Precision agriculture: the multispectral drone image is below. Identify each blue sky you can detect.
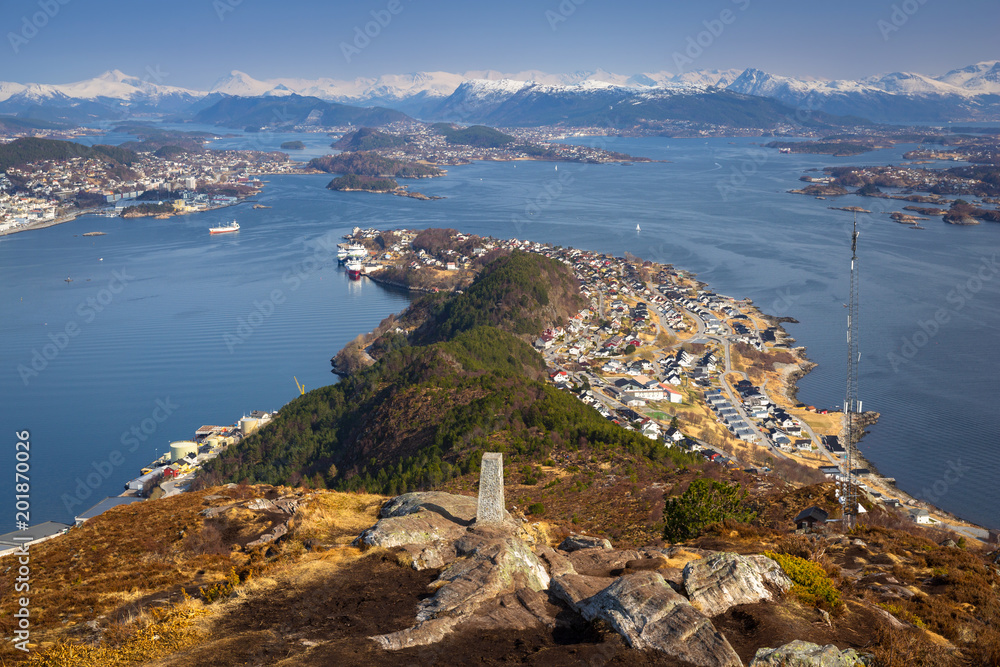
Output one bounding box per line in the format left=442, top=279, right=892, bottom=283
left=1, top=0, right=997, bottom=87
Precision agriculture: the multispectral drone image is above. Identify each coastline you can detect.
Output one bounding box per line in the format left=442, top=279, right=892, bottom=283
left=0, top=197, right=252, bottom=237
left=338, top=234, right=993, bottom=542
left=0, top=209, right=91, bottom=237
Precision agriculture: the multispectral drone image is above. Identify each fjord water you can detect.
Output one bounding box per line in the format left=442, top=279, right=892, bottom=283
left=2, top=136, right=997, bottom=531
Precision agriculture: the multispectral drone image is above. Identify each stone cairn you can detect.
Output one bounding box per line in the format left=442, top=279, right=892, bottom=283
left=476, top=452, right=505, bottom=524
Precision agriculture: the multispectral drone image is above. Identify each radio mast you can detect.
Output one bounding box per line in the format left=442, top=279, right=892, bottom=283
left=839, top=214, right=861, bottom=525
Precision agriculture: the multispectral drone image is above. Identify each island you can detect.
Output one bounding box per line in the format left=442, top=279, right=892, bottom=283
left=766, top=140, right=884, bottom=156
left=785, top=127, right=1000, bottom=227
left=326, top=174, right=399, bottom=193
left=279, top=140, right=305, bottom=150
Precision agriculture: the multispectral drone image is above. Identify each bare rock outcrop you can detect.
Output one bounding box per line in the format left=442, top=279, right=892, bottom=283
left=379, top=491, right=478, bottom=525
left=749, top=639, right=864, bottom=666
left=354, top=491, right=481, bottom=569
left=576, top=571, right=743, bottom=667
left=683, top=552, right=792, bottom=617
left=558, top=534, right=613, bottom=552
left=371, top=528, right=550, bottom=650
left=550, top=573, right=617, bottom=610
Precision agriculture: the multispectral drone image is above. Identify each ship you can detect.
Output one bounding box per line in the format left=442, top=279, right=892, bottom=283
left=337, top=243, right=368, bottom=261
left=209, top=221, right=240, bottom=234
left=346, top=259, right=363, bottom=279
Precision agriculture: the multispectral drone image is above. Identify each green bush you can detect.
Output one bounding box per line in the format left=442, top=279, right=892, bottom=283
left=662, top=478, right=756, bottom=542
left=527, top=502, right=545, bottom=516
left=765, top=551, right=842, bottom=611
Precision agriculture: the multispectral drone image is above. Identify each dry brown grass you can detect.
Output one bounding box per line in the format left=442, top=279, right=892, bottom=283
left=0, top=487, right=386, bottom=665
left=289, top=491, right=386, bottom=545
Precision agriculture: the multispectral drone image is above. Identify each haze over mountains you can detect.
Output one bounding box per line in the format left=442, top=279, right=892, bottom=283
left=1, top=62, right=998, bottom=124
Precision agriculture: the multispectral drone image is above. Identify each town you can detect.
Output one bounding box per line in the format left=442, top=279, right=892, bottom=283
left=0, top=140, right=298, bottom=234
left=339, top=226, right=990, bottom=541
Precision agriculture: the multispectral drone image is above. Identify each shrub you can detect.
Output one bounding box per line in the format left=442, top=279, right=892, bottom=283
left=663, top=478, right=757, bottom=542
left=765, top=551, right=842, bottom=611
left=199, top=567, right=242, bottom=603
left=527, top=502, right=545, bottom=516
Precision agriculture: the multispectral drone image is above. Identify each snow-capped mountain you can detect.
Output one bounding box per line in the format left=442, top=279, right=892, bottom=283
left=725, top=62, right=1000, bottom=121
left=0, top=69, right=206, bottom=121
left=1, top=63, right=997, bottom=125
left=0, top=69, right=204, bottom=104
left=936, top=61, right=1000, bottom=95
left=431, top=77, right=796, bottom=128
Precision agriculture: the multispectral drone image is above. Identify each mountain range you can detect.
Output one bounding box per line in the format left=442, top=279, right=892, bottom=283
left=1, top=62, right=998, bottom=125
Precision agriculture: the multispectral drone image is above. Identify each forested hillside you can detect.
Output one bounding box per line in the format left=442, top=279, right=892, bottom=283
left=199, top=251, right=698, bottom=494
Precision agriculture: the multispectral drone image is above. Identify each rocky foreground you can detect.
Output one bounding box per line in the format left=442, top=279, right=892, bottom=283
left=355, top=491, right=865, bottom=667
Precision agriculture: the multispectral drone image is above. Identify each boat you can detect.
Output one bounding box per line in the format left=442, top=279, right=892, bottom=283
left=338, top=243, right=368, bottom=262
left=636, top=224, right=641, bottom=232
left=346, top=259, right=363, bottom=279
left=209, top=221, right=240, bottom=234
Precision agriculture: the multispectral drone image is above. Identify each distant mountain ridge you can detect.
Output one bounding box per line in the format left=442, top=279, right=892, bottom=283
left=2, top=62, right=998, bottom=124
left=432, top=79, right=813, bottom=128
left=727, top=62, right=1000, bottom=122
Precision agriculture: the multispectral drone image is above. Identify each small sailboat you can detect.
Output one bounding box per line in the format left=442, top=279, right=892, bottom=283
left=554, top=165, right=558, bottom=171
left=636, top=224, right=641, bottom=232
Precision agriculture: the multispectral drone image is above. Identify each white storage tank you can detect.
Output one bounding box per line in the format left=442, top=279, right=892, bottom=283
left=169, top=440, right=199, bottom=463
left=239, top=417, right=259, bottom=435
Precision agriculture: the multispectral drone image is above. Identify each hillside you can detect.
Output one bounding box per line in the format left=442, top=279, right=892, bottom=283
left=332, top=127, right=408, bottom=151
left=4, top=244, right=1000, bottom=665
left=192, top=94, right=409, bottom=129
left=433, top=82, right=847, bottom=129
left=430, top=123, right=515, bottom=147
left=199, top=251, right=627, bottom=495
left=0, top=137, right=137, bottom=171
left=326, top=174, right=398, bottom=192
left=3, top=480, right=998, bottom=665
left=0, top=115, right=68, bottom=133
left=308, top=151, right=443, bottom=178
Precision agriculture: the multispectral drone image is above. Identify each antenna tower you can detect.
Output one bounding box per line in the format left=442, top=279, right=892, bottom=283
left=839, top=214, right=862, bottom=525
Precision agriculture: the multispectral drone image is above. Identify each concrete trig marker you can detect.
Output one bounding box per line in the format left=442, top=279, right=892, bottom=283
left=476, top=452, right=505, bottom=524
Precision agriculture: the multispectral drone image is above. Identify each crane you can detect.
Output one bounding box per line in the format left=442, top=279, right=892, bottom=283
left=294, top=376, right=305, bottom=395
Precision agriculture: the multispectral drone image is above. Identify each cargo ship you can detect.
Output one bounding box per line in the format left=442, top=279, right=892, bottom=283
left=209, top=221, right=240, bottom=234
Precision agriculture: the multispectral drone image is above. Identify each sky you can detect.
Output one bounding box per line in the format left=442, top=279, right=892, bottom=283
left=0, top=0, right=997, bottom=88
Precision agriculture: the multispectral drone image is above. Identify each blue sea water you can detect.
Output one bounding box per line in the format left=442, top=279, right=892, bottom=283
left=1, top=134, right=997, bottom=531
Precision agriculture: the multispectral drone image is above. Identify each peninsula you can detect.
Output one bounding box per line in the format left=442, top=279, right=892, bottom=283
left=3, top=228, right=998, bottom=667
